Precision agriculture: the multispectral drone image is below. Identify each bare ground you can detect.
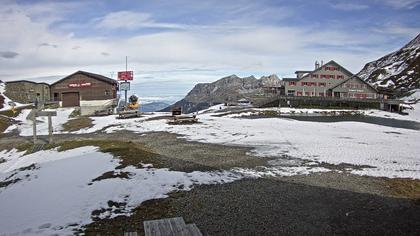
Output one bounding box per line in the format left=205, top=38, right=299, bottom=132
left=1, top=131, right=419, bottom=235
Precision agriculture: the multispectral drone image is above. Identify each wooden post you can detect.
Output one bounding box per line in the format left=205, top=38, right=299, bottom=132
left=33, top=110, right=57, bottom=144
left=32, top=117, right=37, bottom=144
left=48, top=115, right=53, bottom=144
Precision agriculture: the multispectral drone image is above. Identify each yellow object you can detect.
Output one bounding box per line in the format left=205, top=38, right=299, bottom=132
left=11, top=106, right=17, bottom=115
left=127, top=102, right=139, bottom=110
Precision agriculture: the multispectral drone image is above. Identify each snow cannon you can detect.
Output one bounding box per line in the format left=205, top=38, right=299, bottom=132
left=127, top=94, right=140, bottom=110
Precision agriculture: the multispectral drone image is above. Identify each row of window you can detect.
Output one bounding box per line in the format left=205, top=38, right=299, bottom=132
left=287, top=90, right=376, bottom=98
left=296, top=91, right=325, bottom=96
left=340, top=83, right=368, bottom=89
left=289, top=82, right=327, bottom=87
left=310, top=74, right=344, bottom=79
left=323, top=66, right=339, bottom=71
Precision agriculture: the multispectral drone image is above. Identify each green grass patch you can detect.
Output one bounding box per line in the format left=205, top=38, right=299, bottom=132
left=49, top=140, right=161, bottom=169
left=0, top=116, right=13, bottom=133
left=69, top=108, right=81, bottom=118
left=15, top=143, right=33, bottom=152
left=0, top=105, right=32, bottom=118
left=62, top=117, right=93, bottom=132
left=385, top=178, right=420, bottom=200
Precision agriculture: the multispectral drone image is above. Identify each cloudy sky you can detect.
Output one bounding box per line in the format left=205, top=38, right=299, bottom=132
left=0, top=0, right=419, bottom=95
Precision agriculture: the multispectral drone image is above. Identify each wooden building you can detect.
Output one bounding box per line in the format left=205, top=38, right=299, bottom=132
left=50, top=71, right=118, bottom=107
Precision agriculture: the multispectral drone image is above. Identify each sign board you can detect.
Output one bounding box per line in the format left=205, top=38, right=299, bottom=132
left=118, top=71, right=134, bottom=80
left=68, top=82, right=92, bottom=88
left=120, top=81, right=130, bottom=91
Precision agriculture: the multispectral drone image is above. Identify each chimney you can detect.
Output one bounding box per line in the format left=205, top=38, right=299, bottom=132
left=315, top=61, right=320, bottom=69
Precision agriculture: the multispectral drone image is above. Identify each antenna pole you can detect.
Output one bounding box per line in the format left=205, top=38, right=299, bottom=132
left=125, top=56, right=128, bottom=107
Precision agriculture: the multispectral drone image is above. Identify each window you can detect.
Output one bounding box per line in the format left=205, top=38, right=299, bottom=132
left=318, top=92, right=324, bottom=97
left=301, top=82, right=316, bottom=86
left=311, top=74, right=318, bottom=78
left=320, top=74, right=334, bottom=79
left=289, top=81, right=296, bottom=86
left=337, top=75, right=344, bottom=79
left=318, top=82, right=326, bottom=87
left=296, top=91, right=302, bottom=96
left=305, top=91, right=312, bottom=96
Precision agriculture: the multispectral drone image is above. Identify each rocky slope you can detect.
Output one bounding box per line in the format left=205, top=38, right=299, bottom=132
left=162, top=74, right=281, bottom=113
left=357, top=33, right=420, bottom=93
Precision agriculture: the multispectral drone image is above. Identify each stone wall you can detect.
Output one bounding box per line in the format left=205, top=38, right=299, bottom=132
left=5, top=81, right=50, bottom=104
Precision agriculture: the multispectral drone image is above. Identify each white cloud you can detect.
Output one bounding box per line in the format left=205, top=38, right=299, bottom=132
left=373, top=24, right=420, bottom=37
left=331, top=3, right=369, bottom=10
left=380, top=0, right=420, bottom=9
left=94, top=11, right=185, bottom=30
left=0, top=1, right=415, bottom=84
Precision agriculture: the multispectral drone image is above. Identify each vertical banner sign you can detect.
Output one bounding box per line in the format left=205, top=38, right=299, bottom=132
left=118, top=71, right=134, bottom=80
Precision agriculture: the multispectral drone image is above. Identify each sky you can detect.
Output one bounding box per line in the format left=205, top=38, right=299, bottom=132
left=0, top=0, right=419, bottom=98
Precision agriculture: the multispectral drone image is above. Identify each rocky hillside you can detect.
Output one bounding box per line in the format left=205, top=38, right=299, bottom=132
left=357, top=33, right=420, bottom=93
left=163, top=74, right=281, bottom=113
left=0, top=81, right=5, bottom=109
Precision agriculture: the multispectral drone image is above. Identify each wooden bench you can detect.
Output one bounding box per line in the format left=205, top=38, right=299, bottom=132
left=144, top=217, right=202, bottom=236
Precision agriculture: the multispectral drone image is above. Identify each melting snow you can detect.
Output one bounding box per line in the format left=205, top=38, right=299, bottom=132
left=0, top=147, right=241, bottom=235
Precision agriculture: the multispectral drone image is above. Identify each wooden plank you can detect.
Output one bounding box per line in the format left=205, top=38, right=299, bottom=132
left=31, top=144, right=44, bottom=153
left=123, top=232, right=138, bottom=236
left=144, top=217, right=186, bottom=236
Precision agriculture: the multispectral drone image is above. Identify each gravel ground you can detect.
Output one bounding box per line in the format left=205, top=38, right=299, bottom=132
left=84, top=177, right=420, bottom=236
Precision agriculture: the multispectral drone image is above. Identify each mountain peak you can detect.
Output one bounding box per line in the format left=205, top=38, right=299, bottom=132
left=357, top=34, right=420, bottom=93
left=404, top=33, right=420, bottom=49
left=163, top=74, right=281, bottom=113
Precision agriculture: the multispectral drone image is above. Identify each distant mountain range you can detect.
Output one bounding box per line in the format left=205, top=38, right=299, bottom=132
left=357, top=33, right=420, bottom=93
left=161, top=74, right=281, bottom=113
left=141, top=101, right=171, bottom=112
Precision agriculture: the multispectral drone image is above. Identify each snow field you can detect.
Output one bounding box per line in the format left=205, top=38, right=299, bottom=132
left=0, top=147, right=241, bottom=235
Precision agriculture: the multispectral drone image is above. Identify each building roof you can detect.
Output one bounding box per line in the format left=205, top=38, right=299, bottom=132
left=282, top=78, right=299, bottom=81
left=285, top=60, right=354, bottom=82
left=329, top=75, right=378, bottom=92
left=51, top=71, right=117, bottom=86
left=5, top=80, right=49, bottom=86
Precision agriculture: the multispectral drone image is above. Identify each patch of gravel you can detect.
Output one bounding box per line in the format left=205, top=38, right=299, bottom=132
left=83, top=177, right=420, bottom=235
left=137, top=132, right=267, bottom=170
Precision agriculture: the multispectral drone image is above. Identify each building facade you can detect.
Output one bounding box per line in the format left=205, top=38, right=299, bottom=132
left=284, top=60, right=378, bottom=99
left=50, top=71, right=118, bottom=107
left=4, top=81, right=50, bottom=104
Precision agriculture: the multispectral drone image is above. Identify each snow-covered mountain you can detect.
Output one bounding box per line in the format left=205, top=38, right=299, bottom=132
left=357, top=33, right=420, bottom=93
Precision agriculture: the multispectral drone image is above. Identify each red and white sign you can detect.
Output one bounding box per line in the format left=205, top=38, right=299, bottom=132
left=68, top=82, right=92, bottom=88
left=118, top=71, right=134, bottom=80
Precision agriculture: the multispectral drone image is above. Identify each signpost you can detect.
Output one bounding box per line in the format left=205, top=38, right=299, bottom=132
left=119, top=81, right=130, bottom=91
left=31, top=110, right=57, bottom=144
left=118, top=56, right=133, bottom=106
left=117, top=71, right=133, bottom=80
